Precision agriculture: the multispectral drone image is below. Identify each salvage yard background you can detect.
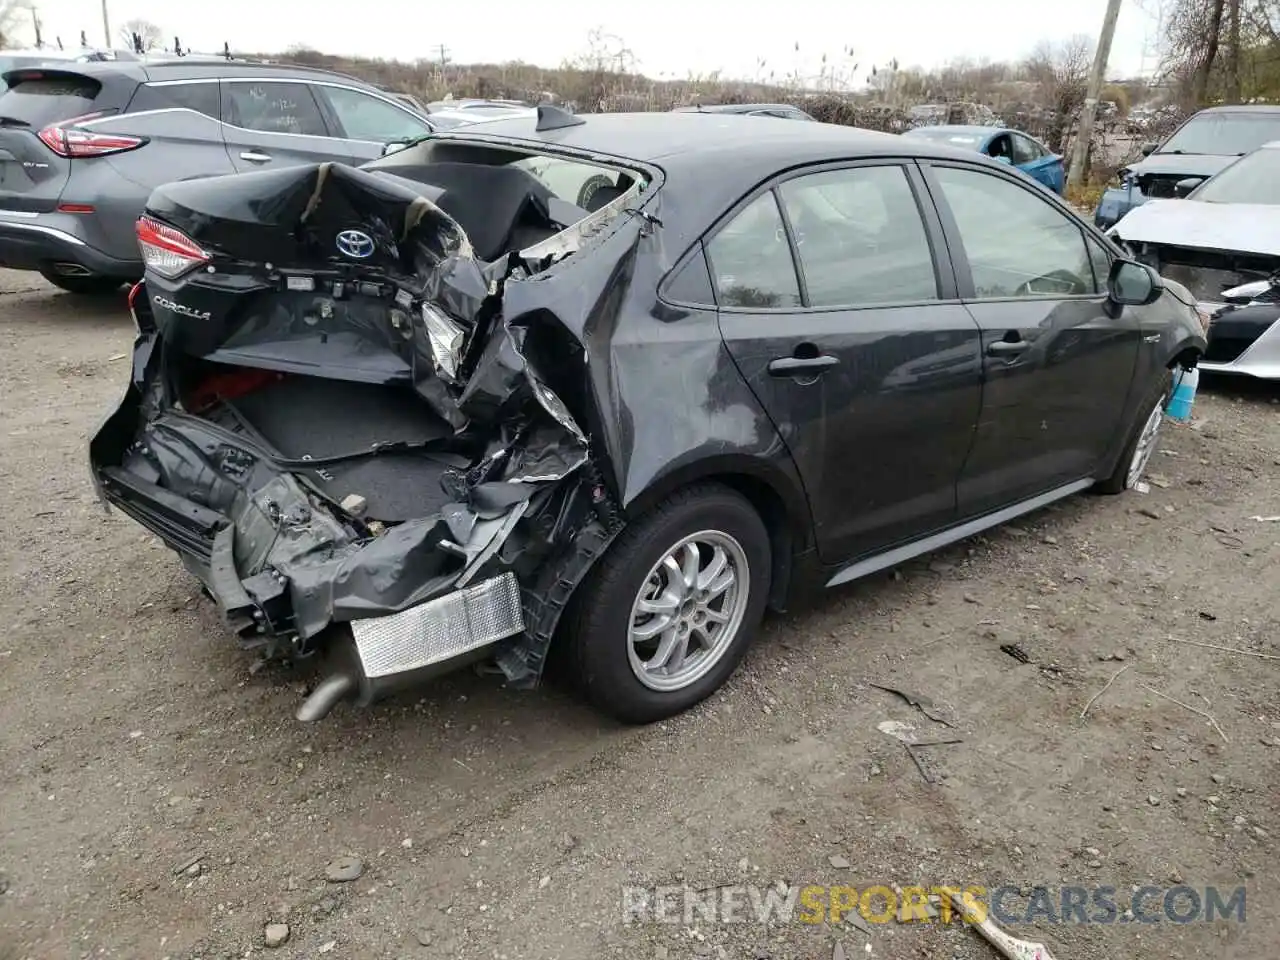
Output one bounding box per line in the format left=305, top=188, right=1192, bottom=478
left=0, top=267, right=1278, bottom=959
left=268, top=0, right=1280, bottom=208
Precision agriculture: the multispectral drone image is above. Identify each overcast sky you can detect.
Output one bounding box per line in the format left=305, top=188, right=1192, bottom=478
left=28, top=0, right=1163, bottom=83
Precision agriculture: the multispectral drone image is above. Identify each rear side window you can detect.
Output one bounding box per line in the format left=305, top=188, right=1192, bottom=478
left=221, top=81, right=327, bottom=137
left=128, top=82, right=219, bottom=119
left=663, top=246, right=716, bottom=305
left=0, top=74, right=102, bottom=127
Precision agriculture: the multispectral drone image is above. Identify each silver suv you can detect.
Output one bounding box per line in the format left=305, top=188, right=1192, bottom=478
left=0, top=59, right=437, bottom=294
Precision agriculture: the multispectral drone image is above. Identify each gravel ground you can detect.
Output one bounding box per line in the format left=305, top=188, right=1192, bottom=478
left=1, top=271, right=1277, bottom=960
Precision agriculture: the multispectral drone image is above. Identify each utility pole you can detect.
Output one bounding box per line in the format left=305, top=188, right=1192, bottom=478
left=100, top=0, right=111, bottom=49
left=31, top=7, right=42, bottom=48
left=435, top=44, right=451, bottom=86
left=1067, top=0, right=1124, bottom=191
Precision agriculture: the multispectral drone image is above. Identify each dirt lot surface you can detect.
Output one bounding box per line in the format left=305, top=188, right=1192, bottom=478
left=1, top=271, right=1278, bottom=960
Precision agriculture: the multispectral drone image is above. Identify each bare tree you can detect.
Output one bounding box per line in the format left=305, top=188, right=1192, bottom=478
left=1160, top=0, right=1280, bottom=104
left=1225, top=0, right=1243, bottom=100
left=1253, top=0, right=1280, bottom=42
left=1024, top=36, right=1093, bottom=152
left=0, top=0, right=35, bottom=48
left=563, top=28, right=637, bottom=111
left=118, top=18, right=163, bottom=53
left=1196, top=0, right=1226, bottom=102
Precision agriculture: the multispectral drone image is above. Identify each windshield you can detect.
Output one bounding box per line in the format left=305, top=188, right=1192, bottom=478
left=1192, top=147, right=1280, bottom=204
left=1159, top=112, right=1280, bottom=156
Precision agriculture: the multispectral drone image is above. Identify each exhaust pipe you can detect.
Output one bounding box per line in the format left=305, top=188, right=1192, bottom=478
left=51, top=262, right=93, bottom=277
left=295, top=671, right=357, bottom=722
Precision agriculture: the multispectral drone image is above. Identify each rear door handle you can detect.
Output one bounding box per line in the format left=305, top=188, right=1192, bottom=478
left=987, top=339, right=1030, bottom=357
left=239, top=150, right=272, bottom=163
left=767, top=354, right=840, bottom=376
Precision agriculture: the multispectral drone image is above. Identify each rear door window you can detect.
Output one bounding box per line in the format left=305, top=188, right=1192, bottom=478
left=777, top=165, right=939, bottom=306
left=0, top=74, right=103, bottom=127
left=127, top=81, right=219, bottom=119
left=221, top=81, right=328, bottom=137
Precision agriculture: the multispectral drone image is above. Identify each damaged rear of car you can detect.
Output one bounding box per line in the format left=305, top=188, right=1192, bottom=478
left=90, top=112, right=654, bottom=721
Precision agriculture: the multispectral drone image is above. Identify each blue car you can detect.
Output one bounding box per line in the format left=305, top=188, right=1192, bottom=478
left=901, top=124, right=1065, bottom=194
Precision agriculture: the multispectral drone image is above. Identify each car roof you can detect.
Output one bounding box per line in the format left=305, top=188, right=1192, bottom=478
left=673, top=103, right=804, bottom=113
left=908, top=124, right=1000, bottom=136
left=449, top=110, right=920, bottom=161
left=435, top=111, right=992, bottom=242
left=431, top=98, right=529, bottom=109
left=0, top=57, right=378, bottom=87
left=431, top=106, right=537, bottom=125
left=1, top=47, right=116, bottom=58
left=1194, top=104, right=1280, bottom=114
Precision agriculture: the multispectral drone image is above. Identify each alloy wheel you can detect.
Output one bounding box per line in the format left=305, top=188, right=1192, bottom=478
left=627, top=530, right=751, bottom=693
left=1126, top=400, right=1164, bottom=489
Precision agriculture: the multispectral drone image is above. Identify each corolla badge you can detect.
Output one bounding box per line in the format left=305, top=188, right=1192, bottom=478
left=335, top=229, right=375, bottom=259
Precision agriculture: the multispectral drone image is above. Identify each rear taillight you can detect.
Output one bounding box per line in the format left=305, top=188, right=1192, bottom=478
left=136, top=216, right=210, bottom=279
left=37, top=112, right=144, bottom=158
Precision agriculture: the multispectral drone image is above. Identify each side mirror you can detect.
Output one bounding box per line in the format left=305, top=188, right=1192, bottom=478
left=1173, top=176, right=1203, bottom=198
left=1109, top=259, right=1164, bottom=306
left=381, top=140, right=410, bottom=157
left=1140, top=142, right=1158, bottom=156
left=993, top=155, right=1013, bottom=165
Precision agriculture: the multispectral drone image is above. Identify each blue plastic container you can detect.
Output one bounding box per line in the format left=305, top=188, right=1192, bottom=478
left=1165, top=367, right=1199, bottom=421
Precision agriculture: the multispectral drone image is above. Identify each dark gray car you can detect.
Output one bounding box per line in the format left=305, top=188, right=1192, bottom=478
left=0, top=59, right=437, bottom=294
left=91, top=111, right=1207, bottom=724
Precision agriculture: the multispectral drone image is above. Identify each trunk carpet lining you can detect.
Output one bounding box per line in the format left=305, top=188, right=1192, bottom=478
left=230, top=377, right=457, bottom=522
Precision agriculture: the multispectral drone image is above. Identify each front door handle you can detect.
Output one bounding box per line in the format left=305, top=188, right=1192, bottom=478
left=767, top=354, right=840, bottom=376
left=239, top=150, right=272, bottom=164
left=987, top=339, right=1030, bottom=357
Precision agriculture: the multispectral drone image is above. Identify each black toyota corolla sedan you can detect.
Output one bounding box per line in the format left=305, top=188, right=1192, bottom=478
left=89, top=108, right=1206, bottom=724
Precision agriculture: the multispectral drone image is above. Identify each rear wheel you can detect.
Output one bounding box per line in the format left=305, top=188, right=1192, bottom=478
left=566, top=484, right=770, bottom=724
left=39, top=269, right=124, bottom=296
left=1096, top=369, right=1173, bottom=495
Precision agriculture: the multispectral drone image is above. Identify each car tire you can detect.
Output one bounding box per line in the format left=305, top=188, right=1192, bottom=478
left=1095, top=368, right=1174, bottom=495
left=39, top=270, right=124, bottom=296
left=575, top=173, right=615, bottom=210
left=566, top=484, right=771, bottom=724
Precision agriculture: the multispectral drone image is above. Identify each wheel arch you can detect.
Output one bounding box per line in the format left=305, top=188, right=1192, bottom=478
left=1167, top=340, right=1203, bottom=371
left=621, top=455, right=814, bottom=611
